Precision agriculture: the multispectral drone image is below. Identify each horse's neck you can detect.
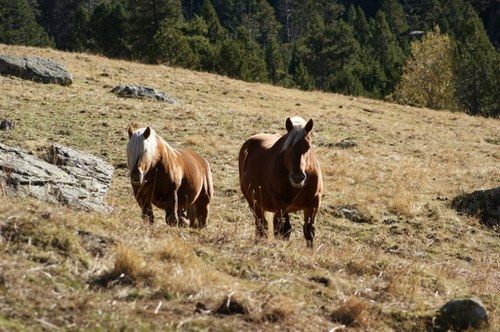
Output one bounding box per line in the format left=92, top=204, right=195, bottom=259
left=274, top=134, right=289, bottom=154
left=156, top=137, right=179, bottom=173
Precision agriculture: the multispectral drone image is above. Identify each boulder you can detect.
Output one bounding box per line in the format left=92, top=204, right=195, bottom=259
left=435, top=298, right=489, bottom=331
left=451, top=187, right=500, bottom=227
left=0, top=143, right=114, bottom=212
left=111, top=84, right=180, bottom=104
left=0, top=54, right=73, bottom=86
left=0, top=120, right=14, bottom=130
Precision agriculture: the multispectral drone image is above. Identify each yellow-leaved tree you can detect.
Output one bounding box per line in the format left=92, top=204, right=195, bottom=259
left=392, top=27, right=460, bottom=111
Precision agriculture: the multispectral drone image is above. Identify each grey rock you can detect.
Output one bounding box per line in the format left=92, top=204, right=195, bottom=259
left=0, top=120, right=14, bottom=130
left=0, top=143, right=113, bottom=212
left=435, top=298, right=489, bottom=331
left=327, top=204, right=376, bottom=223
left=319, top=140, right=358, bottom=148
left=111, top=84, right=180, bottom=104
left=451, top=187, right=500, bottom=227
left=0, top=54, right=73, bottom=86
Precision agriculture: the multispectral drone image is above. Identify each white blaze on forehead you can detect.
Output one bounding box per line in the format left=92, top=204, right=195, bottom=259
left=282, top=117, right=307, bottom=152
left=288, top=117, right=306, bottom=127
left=126, top=127, right=158, bottom=171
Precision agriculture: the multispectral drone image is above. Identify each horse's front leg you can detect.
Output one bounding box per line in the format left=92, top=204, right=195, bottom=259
left=273, top=210, right=292, bottom=239
left=165, top=190, right=180, bottom=226
left=252, top=206, right=268, bottom=239
left=133, top=185, right=154, bottom=224
left=303, top=206, right=318, bottom=248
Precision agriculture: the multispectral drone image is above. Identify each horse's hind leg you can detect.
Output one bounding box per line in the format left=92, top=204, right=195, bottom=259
left=178, top=209, right=190, bottom=227
left=192, top=201, right=209, bottom=229
left=273, top=211, right=292, bottom=239
left=183, top=192, right=209, bottom=229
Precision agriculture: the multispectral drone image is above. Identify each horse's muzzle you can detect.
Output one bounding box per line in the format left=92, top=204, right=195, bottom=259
left=290, top=172, right=306, bottom=188
left=130, top=172, right=144, bottom=185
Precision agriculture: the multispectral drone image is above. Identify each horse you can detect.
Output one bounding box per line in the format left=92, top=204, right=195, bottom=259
left=126, top=125, right=213, bottom=228
left=238, top=117, right=323, bottom=247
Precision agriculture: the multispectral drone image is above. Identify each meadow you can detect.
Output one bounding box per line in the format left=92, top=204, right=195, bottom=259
left=0, top=44, right=498, bottom=331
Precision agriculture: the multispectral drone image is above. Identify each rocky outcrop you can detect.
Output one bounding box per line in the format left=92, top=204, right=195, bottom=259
left=111, top=84, right=180, bottom=104
left=451, top=187, right=500, bottom=227
left=0, top=143, right=113, bottom=212
left=0, top=55, right=73, bottom=86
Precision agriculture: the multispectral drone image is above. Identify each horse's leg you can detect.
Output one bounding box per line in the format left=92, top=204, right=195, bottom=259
left=178, top=208, right=190, bottom=227
left=142, top=203, right=154, bottom=224
left=192, top=193, right=210, bottom=229
left=303, top=207, right=318, bottom=248
left=133, top=186, right=154, bottom=224
left=165, top=191, right=180, bottom=226
left=253, top=207, right=268, bottom=238
left=282, top=212, right=292, bottom=238
left=273, top=211, right=292, bottom=239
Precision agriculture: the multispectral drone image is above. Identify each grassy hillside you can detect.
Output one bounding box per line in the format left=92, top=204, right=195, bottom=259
left=0, top=44, right=498, bottom=331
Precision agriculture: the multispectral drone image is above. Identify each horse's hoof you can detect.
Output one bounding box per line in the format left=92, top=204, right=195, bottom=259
left=179, top=216, right=190, bottom=227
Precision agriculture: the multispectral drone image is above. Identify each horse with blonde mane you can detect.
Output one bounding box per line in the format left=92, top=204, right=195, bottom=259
left=238, top=117, right=323, bottom=247
left=126, top=125, right=213, bottom=228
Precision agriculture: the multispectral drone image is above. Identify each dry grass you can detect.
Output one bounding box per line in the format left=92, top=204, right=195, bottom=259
left=0, top=44, right=499, bottom=331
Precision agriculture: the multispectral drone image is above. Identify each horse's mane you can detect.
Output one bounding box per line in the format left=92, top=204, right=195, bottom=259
left=280, top=117, right=308, bottom=152
left=127, top=127, right=176, bottom=171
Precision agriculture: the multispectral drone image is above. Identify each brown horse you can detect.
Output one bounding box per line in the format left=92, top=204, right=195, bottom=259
left=126, top=125, right=213, bottom=228
left=238, top=117, right=323, bottom=247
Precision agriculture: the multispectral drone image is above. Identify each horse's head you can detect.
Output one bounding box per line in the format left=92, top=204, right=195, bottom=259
left=283, top=117, right=314, bottom=188
left=126, top=126, right=158, bottom=185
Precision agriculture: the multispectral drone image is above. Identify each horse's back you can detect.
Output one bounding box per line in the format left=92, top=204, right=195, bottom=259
left=239, top=133, right=280, bottom=170
left=239, top=133, right=281, bottom=202
left=178, top=149, right=213, bottom=201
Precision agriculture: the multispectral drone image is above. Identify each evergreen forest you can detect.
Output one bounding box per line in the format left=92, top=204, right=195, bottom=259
left=1, top=0, right=499, bottom=117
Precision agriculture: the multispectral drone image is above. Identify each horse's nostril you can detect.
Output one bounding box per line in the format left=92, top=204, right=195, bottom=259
left=290, top=173, right=306, bottom=187
left=131, top=172, right=143, bottom=183
left=291, top=172, right=306, bottom=182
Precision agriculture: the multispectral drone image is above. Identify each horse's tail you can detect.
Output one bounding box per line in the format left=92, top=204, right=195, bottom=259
left=205, top=160, right=214, bottom=202
left=238, top=143, right=250, bottom=180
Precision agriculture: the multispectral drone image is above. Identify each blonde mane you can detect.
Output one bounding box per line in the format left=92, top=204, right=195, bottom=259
left=127, top=127, right=179, bottom=173
left=281, top=117, right=307, bottom=152
left=127, top=127, right=157, bottom=171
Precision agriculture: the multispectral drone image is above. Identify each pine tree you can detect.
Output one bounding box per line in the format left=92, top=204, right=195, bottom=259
left=380, top=0, right=410, bottom=51
left=369, top=10, right=405, bottom=96
left=217, top=27, right=268, bottom=82
left=289, top=42, right=314, bottom=90
left=126, top=0, right=183, bottom=60
left=150, top=18, right=198, bottom=67
left=37, top=0, right=80, bottom=50
left=70, top=6, right=91, bottom=52
left=452, top=4, right=499, bottom=116
left=89, top=2, right=130, bottom=59
left=200, top=0, right=227, bottom=43
left=0, top=0, right=52, bottom=47
left=246, top=0, right=281, bottom=45
left=347, top=5, right=371, bottom=47
left=302, top=19, right=361, bottom=92
left=265, top=36, right=289, bottom=85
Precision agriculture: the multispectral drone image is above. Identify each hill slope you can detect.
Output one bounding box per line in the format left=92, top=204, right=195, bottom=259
left=0, top=44, right=498, bottom=331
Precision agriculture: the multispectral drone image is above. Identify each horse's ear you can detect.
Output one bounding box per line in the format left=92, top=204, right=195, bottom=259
left=127, top=125, right=134, bottom=139
left=143, top=127, right=151, bottom=139
left=305, top=119, right=314, bottom=133
left=285, top=117, right=294, bottom=132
